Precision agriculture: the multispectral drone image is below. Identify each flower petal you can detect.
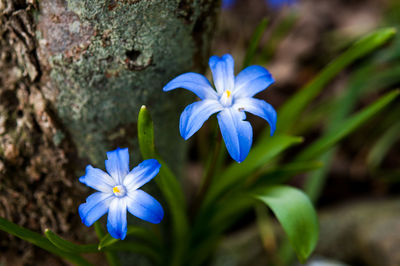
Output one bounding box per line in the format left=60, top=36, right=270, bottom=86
left=126, top=190, right=164, bottom=224
left=233, top=65, right=274, bottom=98
left=123, top=159, right=161, bottom=190
left=107, top=198, right=127, bottom=240
left=79, top=192, right=113, bottom=227
left=163, top=72, right=218, bottom=100
left=209, top=54, right=235, bottom=94
left=105, top=148, right=130, bottom=184
left=267, top=0, right=296, bottom=9
left=217, top=108, right=253, bottom=163
left=180, top=100, right=223, bottom=140
left=79, top=165, right=115, bottom=193
left=233, top=97, right=277, bottom=135
left=222, top=0, right=236, bottom=8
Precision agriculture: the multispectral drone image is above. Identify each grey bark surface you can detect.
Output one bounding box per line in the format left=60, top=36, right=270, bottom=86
left=0, top=0, right=219, bottom=264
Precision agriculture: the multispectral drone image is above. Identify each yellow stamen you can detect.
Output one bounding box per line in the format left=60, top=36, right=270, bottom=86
left=226, top=90, right=232, bottom=98
left=113, top=186, right=121, bottom=194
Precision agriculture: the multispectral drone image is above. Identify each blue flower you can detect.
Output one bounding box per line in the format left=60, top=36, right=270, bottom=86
left=79, top=148, right=164, bottom=240
left=222, top=0, right=236, bottom=9
left=222, top=0, right=296, bottom=9
left=267, top=0, right=297, bottom=9
left=163, top=54, right=277, bottom=163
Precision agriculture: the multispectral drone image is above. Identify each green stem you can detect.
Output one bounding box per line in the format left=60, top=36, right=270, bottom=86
left=196, top=131, right=222, bottom=211
left=94, top=222, right=120, bottom=266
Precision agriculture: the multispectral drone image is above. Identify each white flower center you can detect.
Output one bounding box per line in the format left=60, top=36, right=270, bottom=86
left=112, top=185, right=126, bottom=197
left=219, top=90, right=233, bottom=107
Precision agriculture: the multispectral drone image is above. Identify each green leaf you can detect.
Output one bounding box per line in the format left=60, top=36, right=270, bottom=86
left=138, top=105, right=156, bottom=157
left=45, top=229, right=98, bottom=253
left=296, top=90, right=400, bottom=161
left=303, top=62, right=400, bottom=201
left=137, top=105, right=189, bottom=265
left=253, top=185, right=319, bottom=263
left=276, top=28, right=396, bottom=134
left=0, top=217, right=91, bottom=266
left=304, top=152, right=333, bottom=202
left=255, top=161, right=323, bottom=187
left=204, top=135, right=303, bottom=207
left=368, top=121, right=400, bottom=168
left=94, top=221, right=106, bottom=238
left=297, top=88, right=398, bottom=201
left=243, top=17, right=269, bottom=68
left=137, top=105, right=186, bottom=204
left=193, top=161, right=321, bottom=259
left=98, top=225, right=159, bottom=250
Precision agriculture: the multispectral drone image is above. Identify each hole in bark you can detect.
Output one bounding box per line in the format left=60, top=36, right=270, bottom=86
left=13, top=0, right=28, bottom=10
left=125, top=49, right=152, bottom=71
left=17, top=110, right=23, bottom=118
left=125, top=49, right=141, bottom=62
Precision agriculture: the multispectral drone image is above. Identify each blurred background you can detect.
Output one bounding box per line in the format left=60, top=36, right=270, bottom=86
left=1, top=0, right=399, bottom=265
left=185, top=0, right=400, bottom=265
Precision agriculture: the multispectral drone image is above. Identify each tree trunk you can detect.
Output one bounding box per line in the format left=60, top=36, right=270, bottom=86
left=0, top=0, right=219, bottom=264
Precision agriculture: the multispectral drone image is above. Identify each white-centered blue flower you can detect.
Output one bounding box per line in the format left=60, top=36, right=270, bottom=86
left=78, top=148, right=164, bottom=240
left=163, top=54, right=277, bottom=163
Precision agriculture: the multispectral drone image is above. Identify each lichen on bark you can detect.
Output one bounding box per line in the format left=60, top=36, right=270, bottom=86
left=37, top=0, right=219, bottom=166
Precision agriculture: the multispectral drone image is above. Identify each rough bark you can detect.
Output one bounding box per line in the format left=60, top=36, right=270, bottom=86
left=0, top=0, right=219, bottom=264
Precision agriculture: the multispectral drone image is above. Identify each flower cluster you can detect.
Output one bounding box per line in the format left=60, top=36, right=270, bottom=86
left=80, top=53, right=276, bottom=239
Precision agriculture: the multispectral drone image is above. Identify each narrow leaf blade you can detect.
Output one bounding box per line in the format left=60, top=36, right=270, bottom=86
left=137, top=106, right=189, bottom=265
left=255, top=161, right=323, bottom=187
left=297, top=90, right=399, bottom=161
left=0, top=217, right=91, bottom=265
left=138, top=105, right=156, bottom=158
left=243, top=17, right=269, bottom=68
left=276, top=28, right=396, bottom=134
left=45, top=229, right=98, bottom=253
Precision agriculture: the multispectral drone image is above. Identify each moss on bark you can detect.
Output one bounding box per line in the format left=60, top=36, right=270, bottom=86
left=37, top=0, right=219, bottom=166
